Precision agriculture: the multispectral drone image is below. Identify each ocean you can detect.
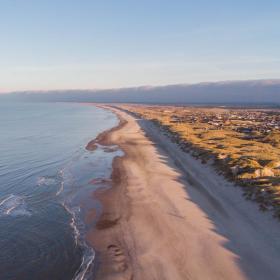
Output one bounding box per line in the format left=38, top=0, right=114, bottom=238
left=0, top=101, right=120, bottom=279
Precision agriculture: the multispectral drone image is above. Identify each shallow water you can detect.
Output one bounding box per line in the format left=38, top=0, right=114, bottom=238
left=0, top=101, right=119, bottom=279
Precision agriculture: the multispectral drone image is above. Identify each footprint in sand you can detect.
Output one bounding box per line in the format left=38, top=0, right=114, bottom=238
left=107, top=244, right=129, bottom=272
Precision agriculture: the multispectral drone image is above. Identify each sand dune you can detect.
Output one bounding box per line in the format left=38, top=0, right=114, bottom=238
left=87, top=106, right=280, bottom=280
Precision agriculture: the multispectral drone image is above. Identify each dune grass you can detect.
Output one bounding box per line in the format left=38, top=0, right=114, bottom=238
left=120, top=104, right=280, bottom=218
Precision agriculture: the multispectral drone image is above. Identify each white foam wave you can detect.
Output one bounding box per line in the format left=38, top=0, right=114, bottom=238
left=63, top=204, right=81, bottom=245
left=0, top=194, right=31, bottom=217
left=37, top=176, right=57, bottom=187
left=55, top=169, right=66, bottom=196
left=56, top=180, right=64, bottom=196
left=37, top=171, right=66, bottom=196
left=73, top=249, right=95, bottom=280
left=62, top=203, right=95, bottom=280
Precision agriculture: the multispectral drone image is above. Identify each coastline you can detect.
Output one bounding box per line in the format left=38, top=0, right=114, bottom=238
left=85, top=107, right=133, bottom=279
left=86, top=105, right=280, bottom=280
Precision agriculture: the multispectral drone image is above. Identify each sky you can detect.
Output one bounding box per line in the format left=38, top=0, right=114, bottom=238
left=0, top=0, right=280, bottom=92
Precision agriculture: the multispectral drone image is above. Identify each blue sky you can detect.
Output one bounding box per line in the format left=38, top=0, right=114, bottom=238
left=0, top=0, right=279, bottom=91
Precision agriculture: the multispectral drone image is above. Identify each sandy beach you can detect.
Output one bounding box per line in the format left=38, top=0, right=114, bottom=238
left=87, top=105, right=280, bottom=280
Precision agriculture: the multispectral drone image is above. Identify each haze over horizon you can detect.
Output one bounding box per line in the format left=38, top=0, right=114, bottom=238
left=4, top=79, right=279, bottom=105
left=1, top=0, right=280, bottom=92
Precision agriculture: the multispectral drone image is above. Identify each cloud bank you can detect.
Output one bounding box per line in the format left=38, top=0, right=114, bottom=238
left=5, top=79, right=280, bottom=105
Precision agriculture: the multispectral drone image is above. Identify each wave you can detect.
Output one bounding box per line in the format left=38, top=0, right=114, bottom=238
left=73, top=250, right=95, bottom=280
left=55, top=169, right=68, bottom=196
left=0, top=194, right=31, bottom=217
left=63, top=204, right=95, bottom=280
left=56, top=142, right=122, bottom=279
left=37, top=171, right=66, bottom=196
left=56, top=180, right=65, bottom=196
left=37, top=176, right=58, bottom=187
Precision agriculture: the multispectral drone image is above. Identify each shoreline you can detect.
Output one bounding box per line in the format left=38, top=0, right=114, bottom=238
left=86, top=105, right=280, bottom=280
left=85, top=107, right=133, bottom=279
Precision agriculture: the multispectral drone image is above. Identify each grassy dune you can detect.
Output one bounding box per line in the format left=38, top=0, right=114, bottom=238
left=119, top=104, right=280, bottom=218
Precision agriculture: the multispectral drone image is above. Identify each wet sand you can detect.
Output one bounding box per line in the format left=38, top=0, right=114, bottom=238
left=86, top=106, right=280, bottom=280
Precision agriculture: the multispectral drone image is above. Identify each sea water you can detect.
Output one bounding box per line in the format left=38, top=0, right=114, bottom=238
left=0, top=101, right=119, bottom=279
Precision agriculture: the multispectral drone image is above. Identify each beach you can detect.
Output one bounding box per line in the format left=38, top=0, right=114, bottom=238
left=87, top=105, right=280, bottom=280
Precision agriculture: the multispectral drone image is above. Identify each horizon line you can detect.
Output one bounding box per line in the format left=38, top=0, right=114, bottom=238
left=1, top=78, right=280, bottom=95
